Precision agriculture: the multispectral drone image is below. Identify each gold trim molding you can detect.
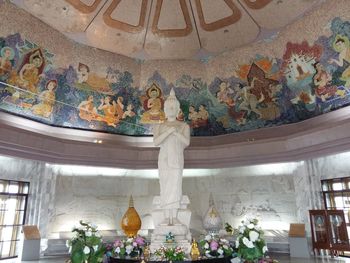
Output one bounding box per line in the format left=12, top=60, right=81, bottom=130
left=103, top=0, right=149, bottom=33
left=242, top=0, right=272, bottom=10
left=152, top=0, right=193, bottom=38
left=194, top=0, right=241, bottom=32
left=65, top=0, right=104, bottom=14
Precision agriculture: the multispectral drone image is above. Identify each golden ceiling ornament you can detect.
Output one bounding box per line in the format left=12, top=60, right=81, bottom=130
left=121, top=195, right=142, bottom=237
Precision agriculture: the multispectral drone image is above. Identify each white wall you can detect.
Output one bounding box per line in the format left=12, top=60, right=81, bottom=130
left=46, top=166, right=298, bottom=237
left=2, top=151, right=350, bottom=240
left=0, top=156, right=56, bottom=238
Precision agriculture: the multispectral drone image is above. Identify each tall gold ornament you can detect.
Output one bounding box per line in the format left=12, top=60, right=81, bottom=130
left=121, top=195, right=142, bottom=237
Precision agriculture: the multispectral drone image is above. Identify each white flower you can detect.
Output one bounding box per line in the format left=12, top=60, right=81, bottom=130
left=85, top=231, right=92, bottom=237
left=218, top=248, right=224, bottom=255
left=235, top=240, right=239, bottom=248
left=95, top=232, right=101, bottom=237
left=249, top=231, right=259, bottom=242
left=239, top=226, right=245, bottom=233
left=220, top=238, right=229, bottom=244
left=65, top=240, right=70, bottom=248
left=247, top=223, right=255, bottom=229
left=262, top=245, right=268, bottom=253
left=90, top=223, right=97, bottom=229
left=231, top=257, right=241, bottom=263
left=127, top=238, right=133, bottom=243
left=133, top=241, right=137, bottom=247
left=223, top=245, right=228, bottom=250
left=115, top=247, right=121, bottom=253
left=93, top=245, right=98, bottom=251
left=242, top=237, right=254, bottom=249
left=204, top=243, right=209, bottom=249
left=205, top=235, right=211, bottom=241
left=83, top=246, right=90, bottom=254
left=125, top=245, right=133, bottom=255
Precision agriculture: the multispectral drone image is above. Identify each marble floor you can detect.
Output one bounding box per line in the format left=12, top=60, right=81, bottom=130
left=3, top=255, right=350, bottom=263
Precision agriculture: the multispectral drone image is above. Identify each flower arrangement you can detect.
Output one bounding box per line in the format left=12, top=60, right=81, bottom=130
left=154, top=245, right=186, bottom=261
left=232, top=218, right=268, bottom=262
left=112, top=236, right=145, bottom=258
left=199, top=234, right=233, bottom=258
left=66, top=220, right=106, bottom=263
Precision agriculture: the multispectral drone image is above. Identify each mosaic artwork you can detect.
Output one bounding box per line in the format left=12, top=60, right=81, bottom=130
left=1, top=17, right=350, bottom=137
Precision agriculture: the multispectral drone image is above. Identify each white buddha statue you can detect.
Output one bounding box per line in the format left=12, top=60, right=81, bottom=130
left=153, top=88, right=190, bottom=225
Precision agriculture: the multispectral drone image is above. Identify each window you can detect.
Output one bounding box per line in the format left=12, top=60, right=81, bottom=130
left=321, top=177, right=350, bottom=240
left=0, top=180, right=29, bottom=259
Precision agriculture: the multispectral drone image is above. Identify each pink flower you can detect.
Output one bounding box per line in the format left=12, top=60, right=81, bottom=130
left=135, top=236, right=145, bottom=246
left=114, top=240, right=122, bottom=247
left=210, top=240, right=219, bottom=251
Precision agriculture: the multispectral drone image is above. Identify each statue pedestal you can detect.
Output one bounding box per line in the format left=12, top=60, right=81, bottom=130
left=150, top=195, right=192, bottom=253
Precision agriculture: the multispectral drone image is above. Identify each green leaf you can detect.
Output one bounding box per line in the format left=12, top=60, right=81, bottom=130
left=71, top=250, right=84, bottom=263
left=225, top=222, right=233, bottom=234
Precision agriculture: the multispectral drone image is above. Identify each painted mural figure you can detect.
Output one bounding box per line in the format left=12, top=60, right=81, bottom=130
left=313, top=62, right=343, bottom=102
left=78, top=95, right=98, bottom=122
left=77, top=63, right=89, bottom=84
left=140, top=84, right=165, bottom=123
left=31, top=80, right=57, bottom=118
left=115, top=96, right=124, bottom=119
left=216, top=82, right=234, bottom=106
left=235, top=77, right=264, bottom=118
left=197, top=104, right=209, bottom=126
left=97, top=96, right=120, bottom=127
left=188, top=105, right=208, bottom=128
left=122, top=103, right=135, bottom=119
left=188, top=105, right=199, bottom=128
left=76, top=63, right=112, bottom=94
left=0, top=46, right=14, bottom=80
left=329, top=35, right=350, bottom=88
left=8, top=48, right=45, bottom=94
left=106, top=67, right=120, bottom=84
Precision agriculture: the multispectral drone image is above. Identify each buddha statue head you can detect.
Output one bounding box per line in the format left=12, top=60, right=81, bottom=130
left=164, top=88, right=180, bottom=121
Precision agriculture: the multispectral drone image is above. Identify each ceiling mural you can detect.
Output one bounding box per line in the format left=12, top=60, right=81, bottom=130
left=1, top=17, right=350, bottom=136
left=10, top=0, right=321, bottom=60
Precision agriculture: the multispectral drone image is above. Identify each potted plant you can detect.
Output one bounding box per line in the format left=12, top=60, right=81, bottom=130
left=154, top=245, right=186, bottom=261
left=227, top=218, right=268, bottom=263
left=112, top=236, right=145, bottom=258
left=66, top=221, right=106, bottom=263
left=199, top=234, right=233, bottom=258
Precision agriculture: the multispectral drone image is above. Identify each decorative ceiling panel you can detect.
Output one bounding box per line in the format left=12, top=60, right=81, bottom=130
left=238, top=0, right=320, bottom=29
left=191, top=0, right=259, bottom=53
left=21, top=0, right=107, bottom=32
left=102, top=0, right=148, bottom=33
left=85, top=0, right=151, bottom=57
left=144, top=0, right=200, bottom=59
left=11, top=0, right=324, bottom=59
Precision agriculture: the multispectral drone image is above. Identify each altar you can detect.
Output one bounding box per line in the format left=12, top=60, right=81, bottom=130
left=109, top=257, right=232, bottom=263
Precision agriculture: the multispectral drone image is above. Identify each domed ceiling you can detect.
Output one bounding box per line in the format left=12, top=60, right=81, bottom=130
left=11, top=0, right=321, bottom=60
